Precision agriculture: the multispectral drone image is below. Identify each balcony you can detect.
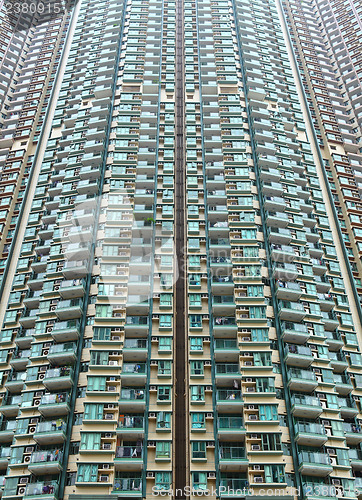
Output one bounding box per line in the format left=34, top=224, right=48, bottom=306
left=28, top=449, right=63, bottom=475
left=213, top=317, right=237, bottom=334
left=112, top=477, right=142, bottom=496
left=284, top=344, right=313, bottom=367
left=278, top=301, right=306, bottom=322
left=0, top=447, right=11, bottom=468
left=55, top=299, right=83, bottom=320
left=329, top=352, right=348, bottom=373
left=120, top=364, right=147, bottom=385
left=287, top=368, right=318, bottom=392
left=281, top=322, right=309, bottom=344
left=216, top=390, right=243, bottom=412
left=114, top=446, right=143, bottom=470
left=119, top=389, right=146, bottom=411
left=215, top=364, right=241, bottom=385
left=349, top=449, right=362, bottom=470
left=294, top=421, right=327, bottom=446
left=298, top=451, right=333, bottom=477
left=338, top=397, right=358, bottom=418
left=23, top=481, right=58, bottom=500
left=0, top=420, right=16, bottom=442
left=0, top=395, right=21, bottom=417
left=217, top=416, right=245, bottom=440
left=268, top=227, right=292, bottom=245
left=51, top=320, right=80, bottom=342
left=211, top=275, right=234, bottom=294
left=291, top=394, right=323, bottom=418
left=117, top=416, right=144, bottom=439
left=5, top=371, right=26, bottom=392
left=273, top=263, right=298, bottom=281
left=270, top=244, right=295, bottom=263
left=212, top=295, right=235, bottom=314
left=219, top=445, right=248, bottom=471
left=214, top=339, right=239, bottom=361
left=321, top=311, right=339, bottom=331
left=125, top=317, right=149, bottom=335
left=43, top=367, right=74, bottom=390
left=122, top=340, right=148, bottom=361
left=59, top=279, right=86, bottom=299
left=276, top=281, right=302, bottom=301
left=219, top=478, right=249, bottom=498
left=33, top=421, right=67, bottom=445
left=343, top=422, right=362, bottom=445
left=47, top=343, right=77, bottom=365
left=126, top=296, right=150, bottom=315
left=38, top=393, right=70, bottom=417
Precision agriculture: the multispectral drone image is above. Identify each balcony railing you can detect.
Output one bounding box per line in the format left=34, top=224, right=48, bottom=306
left=118, top=416, right=144, bottom=429
left=219, top=446, right=246, bottom=460
left=216, top=390, right=243, bottom=401
left=218, top=416, right=244, bottom=430
left=113, top=478, right=142, bottom=492
left=30, top=449, right=63, bottom=464
left=115, top=446, right=143, bottom=458
left=24, top=481, right=58, bottom=496
left=298, top=451, right=330, bottom=465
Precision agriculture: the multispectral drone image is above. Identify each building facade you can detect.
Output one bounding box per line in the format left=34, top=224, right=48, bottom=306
left=0, top=0, right=362, bottom=499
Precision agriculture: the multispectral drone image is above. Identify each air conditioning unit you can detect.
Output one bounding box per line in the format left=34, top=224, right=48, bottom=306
left=332, top=479, right=341, bottom=486
left=148, top=441, right=156, bottom=447
left=247, top=405, right=255, bottom=410
left=107, top=386, right=116, bottom=391
left=105, top=433, right=112, bottom=438
left=43, top=349, right=49, bottom=355
left=50, top=306, right=56, bottom=311
left=24, top=456, right=31, bottom=463
left=250, top=434, right=258, bottom=439
left=105, top=404, right=115, bottom=409
left=99, top=475, right=109, bottom=482
left=251, top=445, right=260, bottom=451
left=102, top=464, right=110, bottom=470
left=254, top=476, right=263, bottom=483
left=249, top=415, right=258, bottom=420
left=29, top=426, right=36, bottom=433
left=18, top=487, right=26, bottom=495
left=205, top=386, right=212, bottom=391
left=253, top=465, right=261, bottom=470
left=46, top=326, right=53, bottom=333
left=102, top=443, right=111, bottom=450
left=327, top=448, right=335, bottom=455
left=147, top=472, right=155, bottom=478
left=242, top=337, right=251, bottom=341
left=206, top=413, right=213, bottom=418
left=150, top=386, right=157, bottom=391
left=207, top=441, right=215, bottom=447
left=151, top=360, right=158, bottom=365
left=105, top=414, right=113, bottom=420
left=30, top=417, right=38, bottom=423
left=113, top=336, right=121, bottom=341
left=245, top=378, right=253, bottom=383
left=208, top=472, right=216, bottom=478
left=38, top=374, right=45, bottom=380
left=204, top=360, right=211, bottom=366
left=245, top=361, right=252, bottom=366
left=54, top=285, right=60, bottom=291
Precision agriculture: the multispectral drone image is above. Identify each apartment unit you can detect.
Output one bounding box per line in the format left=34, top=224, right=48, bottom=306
left=0, top=0, right=361, bottom=498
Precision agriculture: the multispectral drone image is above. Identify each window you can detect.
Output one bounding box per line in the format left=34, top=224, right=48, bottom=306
left=191, top=386, right=205, bottom=402
left=190, top=337, right=203, bottom=351
left=160, top=294, right=172, bottom=307
left=84, top=404, right=103, bottom=420
left=155, top=472, right=171, bottom=490
left=190, top=361, right=204, bottom=376
left=156, top=441, right=170, bottom=458
left=159, top=337, right=172, bottom=352
left=156, top=412, right=171, bottom=429
left=80, top=432, right=101, bottom=450
left=157, top=386, right=171, bottom=401
left=87, top=376, right=106, bottom=392
left=192, top=472, right=207, bottom=490
left=191, top=441, right=206, bottom=459
left=189, top=294, right=201, bottom=307
left=158, top=361, right=172, bottom=376
left=77, top=464, right=98, bottom=482
left=191, top=413, right=205, bottom=429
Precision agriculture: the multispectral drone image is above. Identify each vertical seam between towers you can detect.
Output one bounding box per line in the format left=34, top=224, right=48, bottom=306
left=174, top=0, right=187, bottom=493
left=229, top=0, right=303, bottom=496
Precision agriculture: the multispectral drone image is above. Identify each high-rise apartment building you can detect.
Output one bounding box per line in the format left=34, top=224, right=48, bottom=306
left=0, top=0, right=362, bottom=498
